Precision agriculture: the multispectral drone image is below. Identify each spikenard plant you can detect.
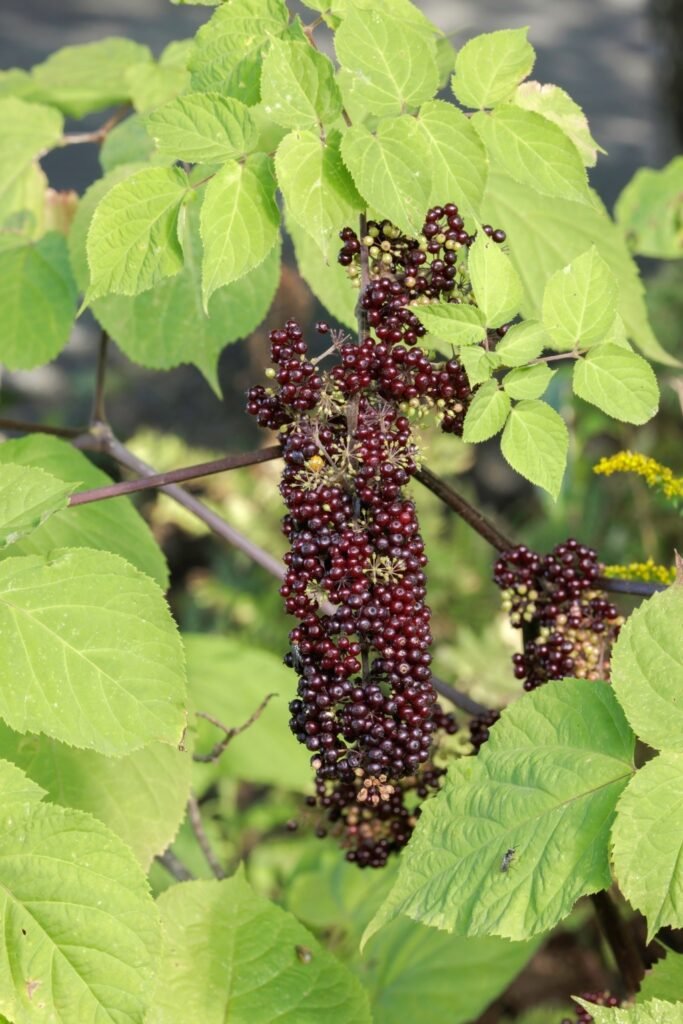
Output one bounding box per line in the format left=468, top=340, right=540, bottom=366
left=0, top=0, right=682, bottom=1020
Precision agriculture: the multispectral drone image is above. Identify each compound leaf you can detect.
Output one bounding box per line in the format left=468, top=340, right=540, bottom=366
left=0, top=434, right=169, bottom=589
left=341, top=118, right=431, bottom=236
left=452, top=29, right=535, bottom=109
left=200, top=153, right=279, bottom=307
left=572, top=344, right=659, bottom=425
left=503, top=363, right=555, bottom=401
left=542, top=246, right=619, bottom=350
left=414, top=302, right=486, bottom=348
left=611, top=582, right=683, bottom=754
left=85, top=165, right=189, bottom=303
left=500, top=399, right=568, bottom=500
left=365, top=680, right=634, bottom=943
left=417, top=100, right=488, bottom=222
left=495, top=320, right=549, bottom=367
left=147, top=93, right=259, bottom=163
left=468, top=232, right=523, bottom=327
left=147, top=874, right=372, bottom=1023
left=0, top=759, right=160, bottom=1024
left=335, top=7, right=438, bottom=117
left=0, top=233, right=77, bottom=369
left=0, top=464, right=74, bottom=548
left=0, top=548, right=186, bottom=755
left=462, top=381, right=511, bottom=442
left=261, top=39, right=341, bottom=129
left=611, top=752, right=683, bottom=939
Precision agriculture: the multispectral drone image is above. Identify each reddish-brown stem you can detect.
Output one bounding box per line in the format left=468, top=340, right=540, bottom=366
left=155, top=849, right=195, bottom=882
left=415, top=465, right=514, bottom=552
left=193, top=694, right=277, bottom=764
left=68, top=445, right=282, bottom=507
left=59, top=105, right=131, bottom=148
left=591, top=890, right=646, bottom=996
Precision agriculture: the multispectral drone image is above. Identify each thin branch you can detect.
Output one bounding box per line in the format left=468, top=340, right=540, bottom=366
left=431, top=675, right=488, bottom=717
left=597, top=576, right=666, bottom=596
left=68, top=445, right=282, bottom=507
left=60, top=105, right=131, bottom=148
left=415, top=465, right=514, bottom=552
left=193, top=694, right=277, bottom=763
left=0, top=418, right=84, bottom=439
left=102, top=431, right=288, bottom=583
left=90, top=329, right=110, bottom=427
left=591, top=890, right=645, bottom=996
left=187, top=794, right=226, bottom=879
left=155, top=849, right=195, bottom=882
left=527, top=348, right=584, bottom=367
left=356, top=211, right=369, bottom=340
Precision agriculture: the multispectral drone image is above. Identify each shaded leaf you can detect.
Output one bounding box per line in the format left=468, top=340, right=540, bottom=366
left=615, top=157, right=683, bottom=260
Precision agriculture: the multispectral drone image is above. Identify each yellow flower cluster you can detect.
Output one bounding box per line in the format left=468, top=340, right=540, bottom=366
left=594, top=451, right=683, bottom=501
left=603, top=559, right=676, bottom=585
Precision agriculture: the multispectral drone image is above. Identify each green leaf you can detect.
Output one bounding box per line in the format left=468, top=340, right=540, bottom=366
left=147, top=874, right=372, bottom=1023
left=452, top=29, right=535, bottom=109
left=0, top=723, right=191, bottom=869
left=615, top=157, right=683, bottom=259
left=513, top=81, right=605, bottom=167
left=542, top=246, right=619, bottom=350
left=147, top=93, right=259, bottom=163
left=189, top=0, right=290, bottom=103
left=459, top=346, right=501, bottom=386
left=99, top=115, right=158, bottom=173
left=364, top=916, right=541, bottom=1024
left=573, top=344, right=659, bottom=424
left=576, top=998, right=683, bottom=1023
left=185, top=634, right=311, bottom=793
left=417, top=100, right=488, bottom=223
left=0, top=98, right=62, bottom=201
left=0, top=464, right=74, bottom=548
left=340, top=118, right=431, bottom=236
left=85, top=165, right=189, bottom=304
left=261, top=39, right=341, bottom=129
left=481, top=170, right=678, bottom=366
left=413, top=302, right=487, bottom=348
left=0, top=68, right=33, bottom=100
left=500, top=399, right=568, bottom=499
left=200, top=153, right=279, bottom=308
left=0, top=434, right=169, bottom=590
left=474, top=106, right=591, bottom=205
left=71, top=165, right=279, bottom=387
left=638, top=951, right=683, bottom=1004
left=462, top=380, right=511, bottom=442
left=0, top=548, right=186, bottom=755
left=468, top=233, right=523, bottom=327
left=0, top=760, right=160, bottom=1024
left=0, top=161, right=47, bottom=241
left=30, top=38, right=152, bottom=118
left=503, top=363, right=555, bottom=400
left=276, top=129, right=363, bottom=258
left=125, top=61, right=189, bottom=115
left=495, top=319, right=548, bottom=366
left=0, top=233, right=77, bottom=369
left=611, top=582, right=683, bottom=754
left=611, top=752, right=683, bottom=939
left=365, top=680, right=634, bottom=944
left=287, top=214, right=357, bottom=330
left=335, top=8, right=438, bottom=117
left=0, top=756, right=45, bottom=804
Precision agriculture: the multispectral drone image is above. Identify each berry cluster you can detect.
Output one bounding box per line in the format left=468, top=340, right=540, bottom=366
left=246, top=204, right=492, bottom=864
left=493, top=538, right=623, bottom=692
left=561, top=992, right=621, bottom=1023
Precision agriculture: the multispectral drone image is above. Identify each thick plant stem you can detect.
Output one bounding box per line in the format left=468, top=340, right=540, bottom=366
left=415, top=465, right=514, bottom=552
left=68, top=444, right=282, bottom=506
left=90, top=330, right=110, bottom=427
left=431, top=675, right=487, bottom=716
left=591, top=890, right=645, bottom=996
left=187, top=794, right=226, bottom=880
left=0, top=418, right=84, bottom=439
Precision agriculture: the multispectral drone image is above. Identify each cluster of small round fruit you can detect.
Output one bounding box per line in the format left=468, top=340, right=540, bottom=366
left=493, top=538, right=623, bottom=692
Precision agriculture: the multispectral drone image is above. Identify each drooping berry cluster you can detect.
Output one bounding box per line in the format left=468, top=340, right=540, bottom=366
left=561, top=992, right=621, bottom=1023
left=247, top=204, right=491, bottom=864
left=493, top=539, right=623, bottom=692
